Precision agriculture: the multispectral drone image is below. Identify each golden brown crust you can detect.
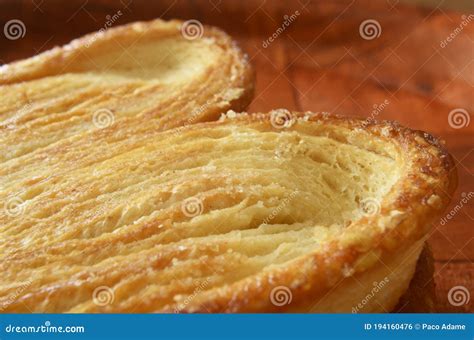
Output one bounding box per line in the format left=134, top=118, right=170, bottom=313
left=0, top=19, right=254, bottom=162
left=0, top=110, right=456, bottom=313
left=163, top=111, right=457, bottom=313
left=0, top=19, right=254, bottom=95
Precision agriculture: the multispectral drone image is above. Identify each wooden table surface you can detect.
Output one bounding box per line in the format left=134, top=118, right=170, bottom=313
left=1, top=0, right=472, bottom=313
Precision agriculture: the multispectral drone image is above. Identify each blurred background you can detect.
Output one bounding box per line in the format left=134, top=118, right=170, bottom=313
left=1, top=0, right=473, bottom=312
left=403, top=0, right=472, bottom=11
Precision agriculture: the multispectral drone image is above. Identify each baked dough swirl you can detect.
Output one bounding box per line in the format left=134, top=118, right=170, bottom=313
left=0, top=109, right=456, bottom=312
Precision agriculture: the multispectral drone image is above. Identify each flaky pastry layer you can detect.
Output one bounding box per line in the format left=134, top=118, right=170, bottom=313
left=0, top=110, right=456, bottom=312
left=0, top=19, right=254, bottom=163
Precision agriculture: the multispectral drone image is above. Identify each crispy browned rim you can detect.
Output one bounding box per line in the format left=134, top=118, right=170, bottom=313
left=0, top=19, right=255, bottom=123
left=171, top=111, right=457, bottom=313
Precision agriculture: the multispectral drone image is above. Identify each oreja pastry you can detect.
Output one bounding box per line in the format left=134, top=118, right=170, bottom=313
left=0, top=110, right=456, bottom=312
left=0, top=19, right=254, bottom=163
left=395, top=243, right=437, bottom=313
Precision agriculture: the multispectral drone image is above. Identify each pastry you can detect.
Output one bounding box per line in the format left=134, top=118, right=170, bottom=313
left=395, top=243, right=437, bottom=313
left=0, top=111, right=456, bottom=312
left=0, top=19, right=254, bottom=163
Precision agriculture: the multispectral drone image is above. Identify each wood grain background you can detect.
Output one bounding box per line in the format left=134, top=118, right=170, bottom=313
left=1, top=0, right=472, bottom=313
